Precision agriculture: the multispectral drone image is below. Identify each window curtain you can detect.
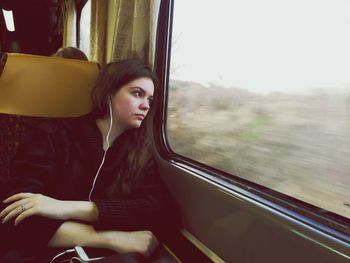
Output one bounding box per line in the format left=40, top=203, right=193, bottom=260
left=110, top=0, right=161, bottom=66
left=62, top=0, right=77, bottom=47
left=90, top=0, right=108, bottom=65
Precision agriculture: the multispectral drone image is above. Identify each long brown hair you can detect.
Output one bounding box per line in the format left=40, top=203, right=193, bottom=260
left=91, top=59, right=158, bottom=195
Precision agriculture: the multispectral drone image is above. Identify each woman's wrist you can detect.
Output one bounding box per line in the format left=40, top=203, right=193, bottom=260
left=97, top=230, right=127, bottom=252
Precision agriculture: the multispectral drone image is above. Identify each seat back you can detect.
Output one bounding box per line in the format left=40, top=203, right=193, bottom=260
left=0, top=53, right=100, bottom=117
left=0, top=53, right=100, bottom=183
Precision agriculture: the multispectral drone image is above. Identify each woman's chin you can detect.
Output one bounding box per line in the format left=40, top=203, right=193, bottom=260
left=129, top=121, right=142, bottom=129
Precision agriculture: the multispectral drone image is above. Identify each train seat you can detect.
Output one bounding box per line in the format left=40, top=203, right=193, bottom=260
left=0, top=53, right=100, bottom=184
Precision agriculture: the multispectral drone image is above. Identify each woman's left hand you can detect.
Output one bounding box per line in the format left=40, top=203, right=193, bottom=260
left=0, top=193, right=68, bottom=225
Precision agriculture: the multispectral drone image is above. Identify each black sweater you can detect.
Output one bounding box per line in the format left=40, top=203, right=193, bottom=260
left=0, top=114, right=177, bottom=258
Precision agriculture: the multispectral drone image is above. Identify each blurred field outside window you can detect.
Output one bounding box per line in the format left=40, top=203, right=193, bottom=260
left=79, top=0, right=91, bottom=59
left=167, top=0, right=350, bottom=219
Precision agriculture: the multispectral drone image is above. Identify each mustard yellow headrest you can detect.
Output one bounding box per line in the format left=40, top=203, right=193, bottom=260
left=0, top=53, right=100, bottom=117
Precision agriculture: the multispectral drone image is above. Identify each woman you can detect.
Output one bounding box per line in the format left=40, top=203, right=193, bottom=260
left=0, top=59, right=177, bottom=262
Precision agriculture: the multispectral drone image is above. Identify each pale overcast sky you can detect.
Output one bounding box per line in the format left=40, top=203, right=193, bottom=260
left=170, top=0, right=350, bottom=94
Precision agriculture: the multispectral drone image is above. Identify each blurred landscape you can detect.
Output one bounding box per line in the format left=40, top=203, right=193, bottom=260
left=167, top=79, right=350, bottom=219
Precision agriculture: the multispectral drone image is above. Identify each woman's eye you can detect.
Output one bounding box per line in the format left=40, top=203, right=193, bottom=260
left=132, top=91, right=142, bottom=97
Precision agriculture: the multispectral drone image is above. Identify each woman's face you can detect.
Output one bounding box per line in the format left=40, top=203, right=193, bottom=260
left=110, top=77, right=154, bottom=130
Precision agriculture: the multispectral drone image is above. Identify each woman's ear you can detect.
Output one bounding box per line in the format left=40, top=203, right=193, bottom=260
left=0, top=52, right=8, bottom=78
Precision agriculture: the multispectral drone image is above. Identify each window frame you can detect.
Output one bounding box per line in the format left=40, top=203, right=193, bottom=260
left=153, top=0, right=350, bottom=242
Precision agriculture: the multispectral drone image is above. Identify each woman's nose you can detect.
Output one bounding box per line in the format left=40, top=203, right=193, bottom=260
left=140, top=100, right=150, bottom=111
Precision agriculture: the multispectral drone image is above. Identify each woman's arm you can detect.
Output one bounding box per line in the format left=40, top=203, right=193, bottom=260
left=0, top=172, right=177, bottom=230
left=0, top=160, right=179, bottom=232
left=0, top=193, right=99, bottom=225
left=0, top=195, right=159, bottom=257
left=92, top=169, right=179, bottom=234
left=48, top=221, right=158, bottom=257
left=93, top=187, right=174, bottom=231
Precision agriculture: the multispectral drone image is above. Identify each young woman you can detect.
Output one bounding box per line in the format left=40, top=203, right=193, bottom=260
left=0, top=59, right=177, bottom=262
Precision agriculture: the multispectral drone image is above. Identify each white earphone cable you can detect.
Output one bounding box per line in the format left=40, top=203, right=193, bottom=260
left=49, top=249, right=75, bottom=263
left=88, top=100, right=113, bottom=201
left=51, top=103, right=113, bottom=263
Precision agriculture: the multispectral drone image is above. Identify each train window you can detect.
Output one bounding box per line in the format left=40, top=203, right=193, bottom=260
left=79, top=0, right=91, bottom=58
left=167, top=0, right=350, bottom=219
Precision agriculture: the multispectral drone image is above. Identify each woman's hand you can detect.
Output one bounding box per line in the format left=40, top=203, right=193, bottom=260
left=100, top=230, right=159, bottom=258
left=0, top=193, right=68, bottom=225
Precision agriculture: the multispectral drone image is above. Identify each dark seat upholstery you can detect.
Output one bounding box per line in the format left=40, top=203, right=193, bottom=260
left=0, top=53, right=100, bottom=184
left=0, top=114, right=44, bottom=184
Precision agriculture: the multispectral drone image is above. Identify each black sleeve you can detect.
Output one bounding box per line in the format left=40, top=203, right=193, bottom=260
left=0, top=126, right=64, bottom=251
left=92, top=160, right=179, bottom=235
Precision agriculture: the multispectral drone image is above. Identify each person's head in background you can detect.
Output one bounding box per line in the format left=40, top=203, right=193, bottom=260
left=53, top=46, right=88, bottom=61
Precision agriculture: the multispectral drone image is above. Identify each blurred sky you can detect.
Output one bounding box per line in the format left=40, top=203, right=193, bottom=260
left=170, top=0, right=350, bottom=94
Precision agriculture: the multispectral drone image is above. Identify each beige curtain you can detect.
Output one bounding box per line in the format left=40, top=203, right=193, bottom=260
left=110, top=0, right=161, bottom=66
left=90, top=0, right=108, bottom=65
left=62, top=0, right=76, bottom=47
